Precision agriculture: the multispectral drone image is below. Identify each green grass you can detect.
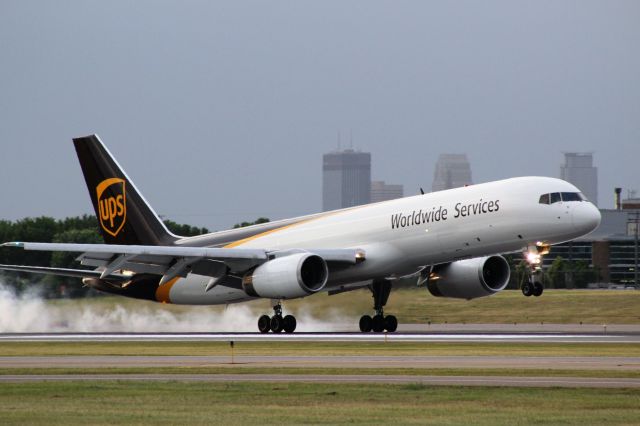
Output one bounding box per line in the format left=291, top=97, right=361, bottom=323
left=2, top=341, right=640, bottom=357
left=1, top=382, right=639, bottom=425
left=312, top=288, right=640, bottom=324
left=47, top=288, right=640, bottom=325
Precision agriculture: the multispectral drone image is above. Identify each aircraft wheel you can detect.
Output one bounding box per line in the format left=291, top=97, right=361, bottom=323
left=283, top=315, right=297, bottom=333
left=372, top=315, right=385, bottom=333
left=522, top=282, right=533, bottom=297
left=533, top=282, right=544, bottom=297
left=359, top=315, right=372, bottom=332
left=384, top=315, right=398, bottom=332
left=258, top=315, right=271, bottom=333
left=270, top=315, right=284, bottom=333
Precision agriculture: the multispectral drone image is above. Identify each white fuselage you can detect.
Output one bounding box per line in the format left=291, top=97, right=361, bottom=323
left=165, top=176, right=601, bottom=305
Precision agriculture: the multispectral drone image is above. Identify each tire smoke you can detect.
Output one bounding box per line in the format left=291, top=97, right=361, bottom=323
left=0, top=282, right=350, bottom=332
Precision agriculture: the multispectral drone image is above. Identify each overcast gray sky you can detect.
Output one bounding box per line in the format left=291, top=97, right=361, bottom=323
left=1, top=1, right=638, bottom=231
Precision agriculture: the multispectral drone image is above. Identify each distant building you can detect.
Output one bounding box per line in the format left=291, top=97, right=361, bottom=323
left=543, top=208, right=639, bottom=286
left=431, top=154, right=472, bottom=192
left=370, top=180, right=403, bottom=203
left=560, top=153, right=598, bottom=206
left=322, top=149, right=371, bottom=211
left=622, top=195, right=640, bottom=210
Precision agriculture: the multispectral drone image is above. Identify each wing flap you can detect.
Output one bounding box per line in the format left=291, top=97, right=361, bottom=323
left=0, top=264, right=127, bottom=281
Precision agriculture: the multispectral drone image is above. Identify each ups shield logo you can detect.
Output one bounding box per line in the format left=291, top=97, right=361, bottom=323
left=96, top=178, right=127, bottom=237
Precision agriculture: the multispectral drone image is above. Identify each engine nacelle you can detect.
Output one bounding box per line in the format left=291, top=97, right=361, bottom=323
left=427, top=255, right=510, bottom=300
left=242, top=253, right=328, bottom=299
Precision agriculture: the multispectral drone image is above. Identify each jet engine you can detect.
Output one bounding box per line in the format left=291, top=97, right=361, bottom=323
left=242, top=252, right=328, bottom=299
left=427, top=255, right=510, bottom=299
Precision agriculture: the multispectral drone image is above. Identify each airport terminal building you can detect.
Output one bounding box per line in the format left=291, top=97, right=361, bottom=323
left=542, top=206, right=639, bottom=287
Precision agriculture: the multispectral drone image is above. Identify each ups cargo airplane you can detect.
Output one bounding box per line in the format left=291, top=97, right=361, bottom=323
left=0, top=135, right=601, bottom=333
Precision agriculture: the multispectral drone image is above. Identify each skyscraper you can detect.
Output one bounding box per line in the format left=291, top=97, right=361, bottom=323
left=322, top=149, right=371, bottom=211
left=560, top=153, right=598, bottom=206
left=431, top=154, right=473, bottom=192
left=370, top=180, right=404, bottom=203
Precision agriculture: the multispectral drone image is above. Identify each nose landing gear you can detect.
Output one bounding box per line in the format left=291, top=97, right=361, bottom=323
left=521, top=280, right=543, bottom=297
left=522, top=244, right=548, bottom=297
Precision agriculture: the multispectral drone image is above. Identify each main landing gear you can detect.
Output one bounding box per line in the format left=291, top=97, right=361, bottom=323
left=359, top=279, right=398, bottom=333
left=258, top=300, right=297, bottom=333
left=521, top=244, right=548, bottom=297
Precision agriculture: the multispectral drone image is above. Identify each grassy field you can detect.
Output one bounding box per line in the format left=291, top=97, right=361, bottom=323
left=45, top=288, right=640, bottom=326
left=289, top=288, right=640, bottom=324
left=1, top=382, right=639, bottom=425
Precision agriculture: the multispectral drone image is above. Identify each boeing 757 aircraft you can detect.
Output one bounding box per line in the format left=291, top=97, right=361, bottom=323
left=0, top=135, right=600, bottom=333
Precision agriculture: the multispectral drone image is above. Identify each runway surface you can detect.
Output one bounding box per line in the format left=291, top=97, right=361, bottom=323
left=2, top=331, right=639, bottom=343
left=2, top=354, right=640, bottom=370
left=1, top=373, right=639, bottom=388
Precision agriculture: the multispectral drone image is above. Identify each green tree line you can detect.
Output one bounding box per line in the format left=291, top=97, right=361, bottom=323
left=0, top=216, right=210, bottom=297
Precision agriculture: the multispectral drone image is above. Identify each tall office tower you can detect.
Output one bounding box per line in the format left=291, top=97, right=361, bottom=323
left=322, top=149, right=371, bottom=211
left=370, top=181, right=404, bottom=203
left=431, top=154, right=473, bottom=192
left=560, top=153, right=598, bottom=206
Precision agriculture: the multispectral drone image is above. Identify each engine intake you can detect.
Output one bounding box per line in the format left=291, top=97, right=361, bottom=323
left=242, top=253, right=328, bottom=299
left=427, top=255, right=510, bottom=299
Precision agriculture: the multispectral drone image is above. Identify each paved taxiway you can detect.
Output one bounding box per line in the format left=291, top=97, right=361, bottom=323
left=2, top=354, right=640, bottom=370
left=3, top=330, right=638, bottom=388
left=1, top=374, right=639, bottom=388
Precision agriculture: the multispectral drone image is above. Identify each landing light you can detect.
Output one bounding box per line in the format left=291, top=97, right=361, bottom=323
left=526, top=252, right=541, bottom=265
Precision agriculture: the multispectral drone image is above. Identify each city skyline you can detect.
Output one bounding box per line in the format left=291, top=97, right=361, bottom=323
left=0, top=2, right=638, bottom=231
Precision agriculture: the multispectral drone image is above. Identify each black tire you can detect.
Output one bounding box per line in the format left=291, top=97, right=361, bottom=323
left=384, top=315, right=398, bottom=332
left=270, top=315, right=284, bottom=333
left=258, top=315, right=271, bottom=333
left=522, top=282, right=533, bottom=297
left=359, top=315, right=372, bottom=332
left=283, top=315, right=297, bottom=333
left=372, top=315, right=385, bottom=333
left=533, top=281, right=544, bottom=297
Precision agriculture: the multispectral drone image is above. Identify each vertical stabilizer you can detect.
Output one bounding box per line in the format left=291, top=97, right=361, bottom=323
left=73, top=134, right=178, bottom=245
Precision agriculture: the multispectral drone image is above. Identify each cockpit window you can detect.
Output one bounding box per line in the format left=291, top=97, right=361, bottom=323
left=540, top=192, right=587, bottom=205
left=561, top=192, right=584, bottom=202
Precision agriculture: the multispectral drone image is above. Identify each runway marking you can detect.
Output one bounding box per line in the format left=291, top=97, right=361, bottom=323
left=1, top=332, right=638, bottom=343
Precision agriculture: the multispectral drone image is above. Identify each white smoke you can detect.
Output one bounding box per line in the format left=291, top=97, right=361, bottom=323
left=0, top=282, right=352, bottom=332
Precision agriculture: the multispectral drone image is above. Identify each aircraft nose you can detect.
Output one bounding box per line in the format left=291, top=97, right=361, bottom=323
left=572, top=202, right=601, bottom=235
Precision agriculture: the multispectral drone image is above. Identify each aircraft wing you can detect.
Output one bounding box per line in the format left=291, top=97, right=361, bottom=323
left=1, top=242, right=364, bottom=285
